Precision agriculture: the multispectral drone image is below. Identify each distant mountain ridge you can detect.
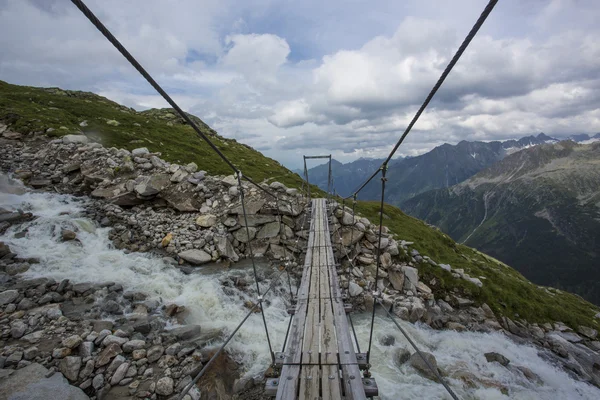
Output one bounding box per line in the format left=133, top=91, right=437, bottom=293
left=402, top=141, right=600, bottom=304
left=305, top=132, right=594, bottom=202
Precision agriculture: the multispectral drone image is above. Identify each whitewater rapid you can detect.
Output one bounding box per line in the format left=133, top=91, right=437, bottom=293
left=1, top=178, right=599, bottom=399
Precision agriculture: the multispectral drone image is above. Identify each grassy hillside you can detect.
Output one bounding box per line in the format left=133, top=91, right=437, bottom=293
left=2, top=80, right=598, bottom=331
left=355, top=201, right=600, bottom=331
left=0, top=80, right=307, bottom=189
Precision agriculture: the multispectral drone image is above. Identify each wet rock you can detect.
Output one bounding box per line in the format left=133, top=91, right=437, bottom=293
left=557, top=331, right=583, bottom=343
left=102, top=300, right=122, bottom=314
left=379, top=335, right=396, bottom=346
left=61, top=229, right=77, bottom=241
left=484, top=352, right=510, bottom=366
left=0, top=363, right=88, bottom=400
left=6, top=263, right=30, bottom=275
left=516, top=366, right=543, bottom=384
left=577, top=326, right=598, bottom=340
left=178, top=249, right=211, bottom=265
left=447, top=322, right=467, bottom=332
left=409, top=352, right=440, bottom=381
left=168, top=325, right=202, bottom=341
left=394, top=348, right=411, bottom=367
left=59, top=356, right=82, bottom=381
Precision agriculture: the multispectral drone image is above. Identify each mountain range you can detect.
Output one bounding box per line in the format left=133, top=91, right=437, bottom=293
left=402, top=141, right=600, bottom=304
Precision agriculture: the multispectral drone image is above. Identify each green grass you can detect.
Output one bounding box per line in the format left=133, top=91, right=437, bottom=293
left=0, top=80, right=315, bottom=191
left=355, top=200, right=600, bottom=331
left=3, top=80, right=597, bottom=330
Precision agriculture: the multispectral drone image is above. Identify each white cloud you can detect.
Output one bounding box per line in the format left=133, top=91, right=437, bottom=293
left=1, top=0, right=600, bottom=170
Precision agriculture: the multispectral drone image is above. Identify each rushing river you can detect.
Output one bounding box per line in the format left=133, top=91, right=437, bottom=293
left=1, top=176, right=599, bottom=399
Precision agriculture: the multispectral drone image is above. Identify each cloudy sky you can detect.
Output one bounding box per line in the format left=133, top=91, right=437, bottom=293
left=1, top=0, right=599, bottom=169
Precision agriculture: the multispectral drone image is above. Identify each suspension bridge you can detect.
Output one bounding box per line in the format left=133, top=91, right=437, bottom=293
left=66, top=0, right=498, bottom=398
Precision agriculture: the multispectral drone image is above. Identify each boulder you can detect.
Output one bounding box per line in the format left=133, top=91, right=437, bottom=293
left=349, top=282, right=363, bottom=297
left=59, top=356, right=82, bottom=382
left=332, top=227, right=364, bottom=247
left=256, top=221, right=280, bottom=239
left=156, top=376, right=174, bottom=396
left=216, top=236, right=239, bottom=262
left=0, top=363, right=88, bottom=400
left=134, top=174, right=171, bottom=197
left=0, top=289, right=19, bottom=305
left=401, top=266, right=419, bottom=292
left=484, top=352, right=510, bottom=366
left=394, top=348, right=411, bottom=367
left=195, top=214, right=217, bottom=228
left=62, top=135, right=90, bottom=144
left=228, top=198, right=266, bottom=215
left=409, top=352, right=440, bottom=381
left=178, top=249, right=212, bottom=265
left=233, top=227, right=257, bottom=243
left=238, top=214, right=276, bottom=226
left=388, top=269, right=405, bottom=291
left=131, top=147, right=149, bottom=156
left=577, top=326, right=598, bottom=340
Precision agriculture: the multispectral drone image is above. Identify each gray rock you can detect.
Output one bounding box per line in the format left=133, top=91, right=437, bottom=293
left=62, top=135, right=90, bottom=144
left=6, top=351, right=23, bottom=367
left=388, top=269, right=405, bottom=291
left=233, top=226, right=257, bottom=243
left=110, top=362, right=130, bottom=385
left=59, top=356, right=82, bottom=381
left=92, top=373, right=104, bottom=390
left=62, top=335, right=83, bottom=349
left=577, top=326, right=598, bottom=340
left=23, top=347, right=39, bottom=361
left=6, top=263, right=30, bottom=276
left=216, top=236, right=239, bottom=262
left=484, top=352, right=510, bottom=366
left=402, top=266, right=419, bottom=292
left=195, top=214, right=217, bottom=227
left=0, top=289, right=19, bottom=305
left=256, top=221, right=281, bottom=239
left=0, top=363, right=89, bottom=400
left=409, top=352, right=440, bottom=381
left=168, top=325, right=202, bottom=341
left=146, top=345, right=164, bottom=363
left=103, top=335, right=128, bottom=347
left=557, top=331, right=583, bottom=343
left=349, top=282, right=363, bottom=297
left=79, top=360, right=94, bottom=380
left=394, top=348, right=411, bottom=367
left=122, top=340, right=146, bottom=353
left=131, top=147, right=149, bottom=156
left=178, top=249, right=212, bottom=265
left=156, top=376, right=174, bottom=396
left=11, top=320, right=27, bottom=339
left=134, top=174, right=171, bottom=197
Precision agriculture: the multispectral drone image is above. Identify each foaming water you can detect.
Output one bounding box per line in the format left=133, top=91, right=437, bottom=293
left=352, top=313, right=600, bottom=399
left=1, top=180, right=599, bottom=398
left=0, top=183, right=289, bottom=378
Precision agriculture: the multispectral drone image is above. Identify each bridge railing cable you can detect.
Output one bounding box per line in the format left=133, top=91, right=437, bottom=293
left=343, top=0, right=499, bottom=201
left=377, top=298, right=460, bottom=400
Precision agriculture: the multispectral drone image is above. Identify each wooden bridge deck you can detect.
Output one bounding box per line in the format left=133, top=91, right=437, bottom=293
left=275, top=199, right=367, bottom=400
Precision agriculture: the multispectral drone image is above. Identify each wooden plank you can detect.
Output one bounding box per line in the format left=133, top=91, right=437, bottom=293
left=321, top=299, right=338, bottom=364
left=302, top=300, right=320, bottom=364
left=322, top=365, right=342, bottom=400
left=283, top=299, right=308, bottom=364
left=299, top=365, right=320, bottom=400
left=276, top=365, right=300, bottom=400
left=340, top=364, right=367, bottom=400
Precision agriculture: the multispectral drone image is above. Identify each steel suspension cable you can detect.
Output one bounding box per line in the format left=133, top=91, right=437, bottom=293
left=344, top=0, right=498, bottom=199
left=366, top=165, right=387, bottom=366
left=384, top=0, right=498, bottom=165
left=377, top=299, right=460, bottom=400
left=236, top=173, right=275, bottom=365
left=177, top=263, right=293, bottom=400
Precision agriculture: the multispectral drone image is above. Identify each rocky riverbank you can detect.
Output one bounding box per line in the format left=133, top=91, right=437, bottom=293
left=1, top=130, right=600, bottom=398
